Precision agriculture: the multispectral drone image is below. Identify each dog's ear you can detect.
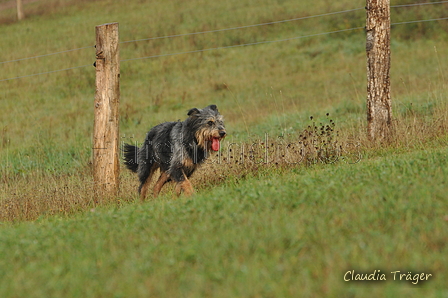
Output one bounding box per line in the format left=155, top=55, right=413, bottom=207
left=187, top=108, right=201, bottom=117
left=208, top=104, right=218, bottom=112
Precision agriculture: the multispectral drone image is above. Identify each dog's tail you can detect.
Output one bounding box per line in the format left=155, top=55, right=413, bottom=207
left=123, top=143, right=139, bottom=173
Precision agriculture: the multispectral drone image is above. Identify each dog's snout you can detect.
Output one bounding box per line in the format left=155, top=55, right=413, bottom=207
left=219, top=131, right=227, bottom=137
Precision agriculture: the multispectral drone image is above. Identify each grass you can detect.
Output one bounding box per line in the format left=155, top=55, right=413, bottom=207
left=1, top=0, right=448, bottom=296
left=0, top=148, right=447, bottom=297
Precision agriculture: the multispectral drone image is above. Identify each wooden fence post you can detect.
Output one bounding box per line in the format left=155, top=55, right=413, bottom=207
left=93, top=22, right=120, bottom=198
left=17, top=0, right=25, bottom=21
left=366, top=0, right=393, bottom=142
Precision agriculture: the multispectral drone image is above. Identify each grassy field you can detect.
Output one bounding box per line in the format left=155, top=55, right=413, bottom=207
left=1, top=0, right=448, bottom=297
left=0, top=148, right=447, bottom=297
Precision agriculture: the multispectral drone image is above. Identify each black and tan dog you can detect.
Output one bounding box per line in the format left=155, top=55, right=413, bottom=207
left=123, top=104, right=226, bottom=200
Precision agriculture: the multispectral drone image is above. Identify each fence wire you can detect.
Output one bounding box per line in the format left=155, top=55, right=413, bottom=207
left=0, top=64, right=91, bottom=82
left=121, top=27, right=365, bottom=62
left=2, top=1, right=448, bottom=65
left=120, top=7, right=364, bottom=44
left=391, top=0, right=448, bottom=8
left=0, top=46, right=93, bottom=65
left=121, top=16, right=448, bottom=63
left=392, top=16, right=448, bottom=26
left=0, top=6, right=364, bottom=66
left=1, top=2, right=448, bottom=82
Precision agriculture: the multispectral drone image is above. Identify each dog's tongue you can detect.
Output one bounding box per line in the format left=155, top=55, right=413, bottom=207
left=211, top=138, right=220, bottom=151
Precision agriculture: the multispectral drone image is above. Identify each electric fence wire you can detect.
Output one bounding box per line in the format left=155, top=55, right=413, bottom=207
left=120, top=7, right=364, bottom=44
left=392, top=16, right=448, bottom=25
left=119, top=1, right=448, bottom=44
left=391, top=0, right=448, bottom=8
left=122, top=16, right=448, bottom=62
left=121, top=27, right=365, bottom=62
left=0, top=26, right=367, bottom=82
left=2, top=1, right=448, bottom=65
left=0, top=64, right=91, bottom=82
left=0, top=7, right=365, bottom=65
left=2, top=15, right=448, bottom=82
left=0, top=46, right=93, bottom=65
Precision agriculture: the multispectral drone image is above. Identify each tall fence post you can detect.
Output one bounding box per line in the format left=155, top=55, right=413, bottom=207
left=93, top=22, right=120, bottom=198
left=17, top=0, right=25, bottom=21
left=366, top=0, right=392, bottom=142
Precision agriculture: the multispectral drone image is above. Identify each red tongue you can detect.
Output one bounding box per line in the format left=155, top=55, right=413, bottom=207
left=211, top=138, right=220, bottom=151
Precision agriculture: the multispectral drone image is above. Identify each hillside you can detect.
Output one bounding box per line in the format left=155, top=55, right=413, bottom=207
left=0, top=0, right=447, bottom=297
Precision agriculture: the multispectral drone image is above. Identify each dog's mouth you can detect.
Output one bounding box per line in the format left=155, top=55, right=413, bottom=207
left=211, top=137, right=221, bottom=151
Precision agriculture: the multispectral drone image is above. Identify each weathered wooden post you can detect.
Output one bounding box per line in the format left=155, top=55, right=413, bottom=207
left=93, top=22, right=120, bottom=198
left=366, top=0, right=393, bottom=142
left=17, top=0, right=25, bottom=21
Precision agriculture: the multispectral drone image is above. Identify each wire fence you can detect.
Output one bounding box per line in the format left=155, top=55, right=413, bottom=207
left=1, top=1, right=447, bottom=83
left=119, top=7, right=365, bottom=44
left=120, top=27, right=366, bottom=63
left=0, top=45, right=93, bottom=65
left=0, top=6, right=366, bottom=67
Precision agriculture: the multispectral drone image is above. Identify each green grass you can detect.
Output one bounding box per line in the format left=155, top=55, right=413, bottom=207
left=0, top=148, right=447, bottom=297
left=1, top=0, right=448, bottom=296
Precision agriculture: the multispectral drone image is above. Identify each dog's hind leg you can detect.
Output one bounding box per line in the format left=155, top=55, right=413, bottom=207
left=174, top=171, right=194, bottom=197
left=139, top=164, right=158, bottom=201
left=175, top=179, right=194, bottom=197
left=153, top=171, right=170, bottom=198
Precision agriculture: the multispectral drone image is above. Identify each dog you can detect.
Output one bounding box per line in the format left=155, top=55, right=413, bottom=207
left=123, top=104, right=226, bottom=200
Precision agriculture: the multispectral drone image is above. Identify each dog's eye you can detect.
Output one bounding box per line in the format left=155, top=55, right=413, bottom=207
left=208, top=121, right=214, bottom=126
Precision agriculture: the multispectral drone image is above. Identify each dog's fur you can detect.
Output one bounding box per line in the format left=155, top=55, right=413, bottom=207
left=123, top=104, right=226, bottom=200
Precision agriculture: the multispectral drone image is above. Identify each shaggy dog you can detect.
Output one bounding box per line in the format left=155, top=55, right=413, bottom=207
left=123, top=104, right=226, bottom=200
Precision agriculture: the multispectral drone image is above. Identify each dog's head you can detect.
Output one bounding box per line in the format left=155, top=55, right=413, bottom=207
left=187, top=104, right=226, bottom=151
